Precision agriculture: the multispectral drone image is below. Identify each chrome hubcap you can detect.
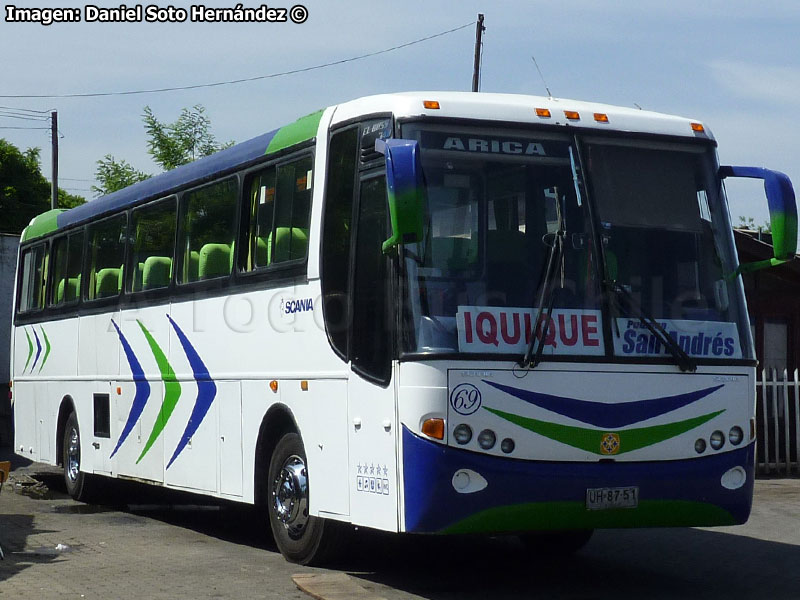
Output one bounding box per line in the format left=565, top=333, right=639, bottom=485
left=66, top=427, right=80, bottom=483
left=272, top=455, right=309, bottom=538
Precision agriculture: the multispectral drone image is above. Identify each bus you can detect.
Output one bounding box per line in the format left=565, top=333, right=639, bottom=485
left=10, top=92, right=797, bottom=564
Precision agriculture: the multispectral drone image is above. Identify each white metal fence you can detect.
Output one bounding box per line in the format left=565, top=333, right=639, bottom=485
left=756, top=368, right=800, bottom=476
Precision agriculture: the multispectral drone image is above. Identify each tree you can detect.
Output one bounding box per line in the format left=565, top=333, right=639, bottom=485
left=0, top=139, right=86, bottom=234
left=93, top=105, right=233, bottom=196
left=143, top=104, right=233, bottom=170
left=738, top=215, right=771, bottom=233
left=92, top=155, right=151, bottom=196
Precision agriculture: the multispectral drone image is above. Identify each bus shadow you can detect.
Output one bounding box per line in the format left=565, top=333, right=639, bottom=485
left=346, top=527, right=800, bottom=600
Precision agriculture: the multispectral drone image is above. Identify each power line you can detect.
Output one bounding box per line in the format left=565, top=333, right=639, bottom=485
left=0, top=21, right=475, bottom=99
left=0, top=105, right=53, bottom=113
left=0, top=126, right=51, bottom=130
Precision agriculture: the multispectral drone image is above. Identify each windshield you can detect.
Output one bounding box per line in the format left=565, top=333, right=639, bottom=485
left=584, top=137, right=752, bottom=361
left=399, top=123, right=754, bottom=363
left=399, top=124, right=604, bottom=357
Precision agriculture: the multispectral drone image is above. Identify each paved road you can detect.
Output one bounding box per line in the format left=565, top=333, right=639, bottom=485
left=1, top=449, right=799, bottom=600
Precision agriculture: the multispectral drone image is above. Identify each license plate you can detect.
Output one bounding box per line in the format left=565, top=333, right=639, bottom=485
left=586, top=486, right=639, bottom=510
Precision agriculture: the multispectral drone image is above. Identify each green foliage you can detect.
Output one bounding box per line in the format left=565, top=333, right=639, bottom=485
left=143, top=104, right=233, bottom=171
left=738, top=215, right=771, bottom=233
left=0, top=138, right=86, bottom=234
left=93, top=155, right=151, bottom=196
left=93, top=105, right=232, bottom=197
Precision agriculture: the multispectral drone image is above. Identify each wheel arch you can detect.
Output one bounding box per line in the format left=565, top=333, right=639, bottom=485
left=55, top=395, right=77, bottom=467
left=254, top=403, right=299, bottom=506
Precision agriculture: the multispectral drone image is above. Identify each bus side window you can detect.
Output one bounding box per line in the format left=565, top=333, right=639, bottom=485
left=245, top=165, right=277, bottom=270
left=321, top=127, right=358, bottom=360
left=49, top=230, right=84, bottom=306
left=178, top=178, right=238, bottom=283
left=86, top=214, right=127, bottom=301
left=273, top=156, right=313, bottom=264
left=18, top=243, right=47, bottom=313
left=244, top=155, right=313, bottom=271
left=129, top=198, right=176, bottom=293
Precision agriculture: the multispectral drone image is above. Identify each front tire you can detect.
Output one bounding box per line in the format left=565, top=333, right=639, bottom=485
left=267, top=432, right=342, bottom=565
left=63, top=412, right=91, bottom=501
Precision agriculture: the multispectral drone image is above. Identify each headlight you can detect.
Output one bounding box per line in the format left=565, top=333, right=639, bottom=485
left=729, top=426, right=743, bottom=446
left=453, top=424, right=472, bottom=445
left=710, top=430, right=725, bottom=450
left=500, top=438, right=515, bottom=454
left=477, top=429, right=496, bottom=450
left=695, top=438, right=707, bottom=454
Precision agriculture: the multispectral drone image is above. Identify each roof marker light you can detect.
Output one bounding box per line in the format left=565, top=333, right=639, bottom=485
left=423, top=100, right=440, bottom=110
left=594, top=113, right=609, bottom=123
left=535, top=108, right=551, bottom=118
left=564, top=110, right=580, bottom=121
left=691, top=122, right=705, bottom=133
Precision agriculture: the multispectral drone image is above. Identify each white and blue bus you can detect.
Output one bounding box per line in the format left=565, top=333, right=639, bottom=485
left=10, top=92, right=797, bottom=564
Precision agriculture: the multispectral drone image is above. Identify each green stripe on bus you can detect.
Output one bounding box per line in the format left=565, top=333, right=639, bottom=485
left=484, top=408, right=725, bottom=455
left=136, top=320, right=182, bottom=465
left=442, top=499, right=737, bottom=534
left=20, top=209, right=65, bottom=242
left=265, top=109, right=324, bottom=155
left=24, top=328, right=34, bottom=372
left=38, top=326, right=51, bottom=372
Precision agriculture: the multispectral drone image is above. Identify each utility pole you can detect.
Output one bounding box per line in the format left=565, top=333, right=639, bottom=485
left=471, top=13, right=485, bottom=92
left=51, top=111, right=58, bottom=210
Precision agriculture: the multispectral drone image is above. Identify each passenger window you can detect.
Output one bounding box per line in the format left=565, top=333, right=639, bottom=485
left=86, top=215, right=127, bottom=300
left=245, top=155, right=313, bottom=270
left=49, top=231, right=84, bottom=306
left=18, top=244, right=47, bottom=313
left=178, top=178, right=238, bottom=283
left=246, top=166, right=276, bottom=270
left=130, top=199, right=176, bottom=293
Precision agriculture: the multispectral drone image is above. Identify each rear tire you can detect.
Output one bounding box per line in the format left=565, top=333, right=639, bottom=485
left=267, top=432, right=344, bottom=565
left=520, top=529, right=594, bottom=557
left=63, top=412, right=92, bottom=502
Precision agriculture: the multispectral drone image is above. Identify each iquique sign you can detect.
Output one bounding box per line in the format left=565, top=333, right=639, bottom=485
left=456, top=306, right=605, bottom=355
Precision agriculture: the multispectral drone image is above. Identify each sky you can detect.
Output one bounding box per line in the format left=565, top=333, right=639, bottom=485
left=1, top=0, right=799, bottom=229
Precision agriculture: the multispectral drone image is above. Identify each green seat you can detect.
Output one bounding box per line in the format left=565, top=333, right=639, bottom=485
left=269, top=227, right=308, bottom=263
left=142, top=256, right=172, bottom=290
left=198, top=243, right=231, bottom=279
left=58, top=276, right=81, bottom=303
left=95, top=268, right=121, bottom=298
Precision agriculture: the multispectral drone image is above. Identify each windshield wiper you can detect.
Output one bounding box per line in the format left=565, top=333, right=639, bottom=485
left=605, top=280, right=697, bottom=373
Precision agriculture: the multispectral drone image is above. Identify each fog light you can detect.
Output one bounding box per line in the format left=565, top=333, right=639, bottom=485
left=695, top=438, right=706, bottom=454
left=729, top=426, right=743, bottom=446
left=477, top=429, right=496, bottom=450
left=710, top=431, right=725, bottom=450
left=453, top=424, right=472, bottom=445
left=721, top=466, right=747, bottom=490
left=501, top=438, right=515, bottom=454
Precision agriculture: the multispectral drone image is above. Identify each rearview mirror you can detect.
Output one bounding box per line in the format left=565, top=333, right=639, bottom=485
left=720, top=166, right=797, bottom=274
left=375, top=138, right=426, bottom=254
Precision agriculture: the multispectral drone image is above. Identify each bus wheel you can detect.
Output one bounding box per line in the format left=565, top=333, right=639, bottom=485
left=519, top=529, right=594, bottom=557
left=63, top=412, right=91, bottom=502
left=267, top=432, right=340, bottom=565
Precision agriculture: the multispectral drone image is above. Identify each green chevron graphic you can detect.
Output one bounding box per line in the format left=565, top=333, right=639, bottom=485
left=136, top=320, right=182, bottom=464
left=38, top=327, right=51, bottom=372
left=484, top=407, right=725, bottom=455
left=24, top=328, right=33, bottom=372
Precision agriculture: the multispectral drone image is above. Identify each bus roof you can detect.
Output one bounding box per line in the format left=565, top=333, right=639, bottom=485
left=21, top=109, right=324, bottom=242
left=330, top=91, right=712, bottom=141
left=21, top=91, right=712, bottom=243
